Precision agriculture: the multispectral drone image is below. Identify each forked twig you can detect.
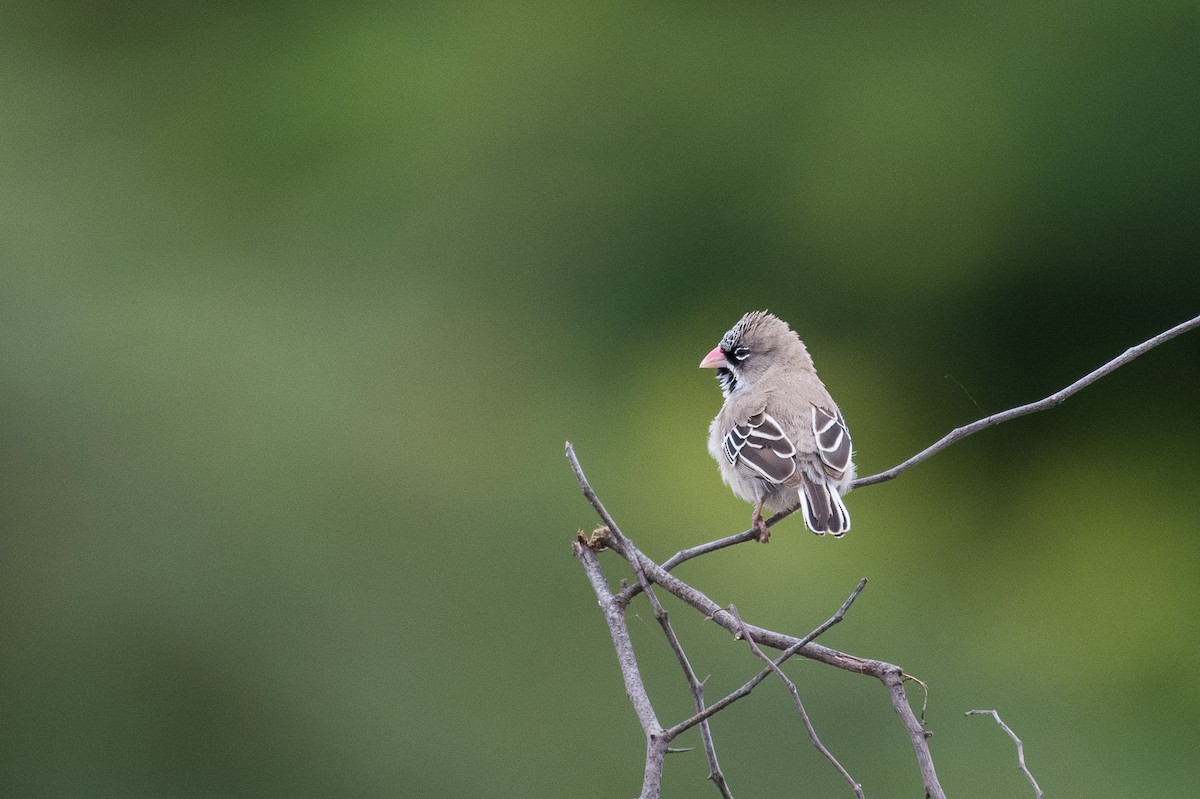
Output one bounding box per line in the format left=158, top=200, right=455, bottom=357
left=663, top=577, right=868, bottom=740
left=965, top=709, right=1044, bottom=798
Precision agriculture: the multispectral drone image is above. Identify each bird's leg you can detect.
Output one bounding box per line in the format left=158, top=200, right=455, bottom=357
left=751, top=503, right=771, bottom=543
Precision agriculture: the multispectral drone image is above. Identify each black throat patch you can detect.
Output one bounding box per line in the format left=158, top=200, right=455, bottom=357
left=716, top=367, right=739, bottom=397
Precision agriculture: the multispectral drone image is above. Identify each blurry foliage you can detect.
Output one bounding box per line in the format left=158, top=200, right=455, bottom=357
left=2, top=1, right=1199, bottom=797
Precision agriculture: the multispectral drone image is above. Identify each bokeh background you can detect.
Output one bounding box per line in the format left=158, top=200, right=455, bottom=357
left=3, top=2, right=1199, bottom=797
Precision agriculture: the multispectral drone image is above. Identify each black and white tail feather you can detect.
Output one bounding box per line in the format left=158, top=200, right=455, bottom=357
left=797, top=476, right=851, bottom=537
left=806, top=405, right=853, bottom=535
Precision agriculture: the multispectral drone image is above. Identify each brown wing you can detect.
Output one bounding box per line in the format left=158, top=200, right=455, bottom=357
left=811, top=406, right=852, bottom=480
left=722, top=411, right=798, bottom=484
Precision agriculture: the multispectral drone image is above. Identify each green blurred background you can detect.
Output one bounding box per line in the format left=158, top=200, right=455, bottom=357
left=3, top=2, right=1199, bottom=796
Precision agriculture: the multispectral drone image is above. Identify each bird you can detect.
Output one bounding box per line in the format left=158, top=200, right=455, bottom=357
left=700, top=310, right=854, bottom=541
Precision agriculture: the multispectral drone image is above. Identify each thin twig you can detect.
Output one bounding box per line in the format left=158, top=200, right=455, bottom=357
left=662, top=530, right=759, bottom=571
left=965, top=709, right=1044, bottom=798
left=853, top=312, right=1200, bottom=488
left=566, top=446, right=654, bottom=596
left=728, top=605, right=864, bottom=798
left=671, top=656, right=732, bottom=798
left=665, top=578, right=868, bottom=739
left=616, top=509, right=788, bottom=606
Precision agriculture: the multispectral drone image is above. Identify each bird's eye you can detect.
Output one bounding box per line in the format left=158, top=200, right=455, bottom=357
left=732, top=347, right=750, bottom=362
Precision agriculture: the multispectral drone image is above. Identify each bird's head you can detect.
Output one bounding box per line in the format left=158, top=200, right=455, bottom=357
left=699, top=310, right=808, bottom=397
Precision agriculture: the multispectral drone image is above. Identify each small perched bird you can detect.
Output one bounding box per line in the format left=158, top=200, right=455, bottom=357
left=700, top=311, right=854, bottom=541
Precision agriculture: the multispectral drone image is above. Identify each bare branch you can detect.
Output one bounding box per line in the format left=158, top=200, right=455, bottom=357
left=638, top=533, right=944, bottom=797
left=604, top=524, right=943, bottom=796
left=628, top=506, right=796, bottom=595
left=965, top=709, right=1043, bottom=798
left=665, top=578, right=868, bottom=739
left=572, top=537, right=665, bottom=798
left=661, top=529, right=759, bottom=572
left=568, top=448, right=946, bottom=797
left=884, top=670, right=946, bottom=799
left=566, top=443, right=655, bottom=597
left=853, top=312, right=1200, bottom=488
left=614, top=534, right=733, bottom=798
left=727, top=605, right=864, bottom=799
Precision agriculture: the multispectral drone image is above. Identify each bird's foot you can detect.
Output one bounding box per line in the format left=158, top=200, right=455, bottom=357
left=751, top=509, right=771, bottom=543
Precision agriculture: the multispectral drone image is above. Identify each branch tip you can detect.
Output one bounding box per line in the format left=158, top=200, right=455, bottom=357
left=853, top=311, right=1200, bottom=488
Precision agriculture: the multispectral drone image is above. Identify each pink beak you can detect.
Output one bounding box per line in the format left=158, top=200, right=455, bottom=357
left=699, top=345, right=729, bottom=369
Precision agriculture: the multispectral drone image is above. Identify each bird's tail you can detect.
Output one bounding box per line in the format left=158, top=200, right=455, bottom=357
left=798, top=475, right=851, bottom=536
